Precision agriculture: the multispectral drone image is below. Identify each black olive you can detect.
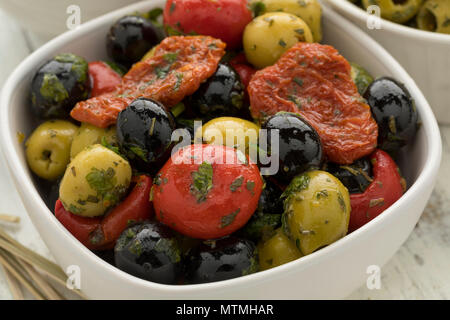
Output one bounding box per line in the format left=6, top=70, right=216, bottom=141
left=364, top=77, right=418, bottom=154
left=106, top=15, right=164, bottom=67
left=30, top=53, right=90, bottom=118
left=114, top=222, right=182, bottom=284
left=261, top=112, right=323, bottom=183
left=116, top=98, right=176, bottom=173
left=185, top=237, right=258, bottom=284
left=238, top=179, right=283, bottom=241
left=187, top=63, right=245, bottom=119
left=326, top=157, right=373, bottom=194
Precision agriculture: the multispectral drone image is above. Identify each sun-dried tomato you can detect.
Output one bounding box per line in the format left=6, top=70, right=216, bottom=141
left=248, top=42, right=378, bottom=164
left=71, top=36, right=226, bottom=128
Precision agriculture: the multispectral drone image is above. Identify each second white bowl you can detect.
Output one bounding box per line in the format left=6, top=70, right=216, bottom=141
left=324, top=0, right=450, bottom=124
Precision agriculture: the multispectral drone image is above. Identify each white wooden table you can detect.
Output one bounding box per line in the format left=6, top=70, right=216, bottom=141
left=0, top=8, right=448, bottom=300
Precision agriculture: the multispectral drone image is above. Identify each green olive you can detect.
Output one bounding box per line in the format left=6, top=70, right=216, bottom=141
left=416, top=0, right=450, bottom=34
left=362, top=0, right=424, bottom=24
left=25, top=120, right=78, bottom=180
left=59, top=144, right=131, bottom=217
left=249, top=0, right=322, bottom=42
left=258, top=228, right=302, bottom=270
left=350, top=62, right=374, bottom=95
left=70, top=123, right=118, bottom=159
left=199, top=117, right=260, bottom=157
left=243, top=12, right=314, bottom=69
left=281, top=170, right=351, bottom=255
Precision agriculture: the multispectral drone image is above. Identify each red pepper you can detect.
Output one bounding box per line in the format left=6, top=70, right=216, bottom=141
left=55, top=175, right=153, bottom=250
left=349, top=149, right=404, bottom=232
left=229, top=53, right=256, bottom=90
left=55, top=200, right=102, bottom=249
left=88, top=61, right=122, bottom=97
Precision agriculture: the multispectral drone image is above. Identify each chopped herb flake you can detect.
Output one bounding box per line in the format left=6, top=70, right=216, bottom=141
left=220, top=208, right=240, bottom=228
left=230, top=176, right=244, bottom=192
left=190, top=162, right=213, bottom=203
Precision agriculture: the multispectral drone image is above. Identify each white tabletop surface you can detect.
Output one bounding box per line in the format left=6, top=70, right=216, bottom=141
left=0, top=8, right=448, bottom=300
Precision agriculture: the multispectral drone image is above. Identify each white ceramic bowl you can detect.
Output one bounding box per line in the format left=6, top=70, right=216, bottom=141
left=0, top=0, right=442, bottom=299
left=323, top=0, right=450, bottom=124
left=0, top=0, right=137, bottom=42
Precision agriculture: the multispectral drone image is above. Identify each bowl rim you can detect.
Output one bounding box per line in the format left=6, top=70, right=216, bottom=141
left=324, top=0, right=450, bottom=44
left=0, top=0, right=442, bottom=296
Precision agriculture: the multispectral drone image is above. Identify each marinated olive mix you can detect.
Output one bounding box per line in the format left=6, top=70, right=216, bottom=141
left=115, top=222, right=182, bottom=285
left=116, top=98, right=176, bottom=173
left=185, top=237, right=258, bottom=284
left=326, top=158, right=373, bottom=194
left=364, top=77, right=418, bottom=154
left=30, top=53, right=89, bottom=118
left=262, top=112, right=323, bottom=183
left=187, top=63, right=245, bottom=119
left=22, top=2, right=413, bottom=287
left=106, top=15, right=164, bottom=67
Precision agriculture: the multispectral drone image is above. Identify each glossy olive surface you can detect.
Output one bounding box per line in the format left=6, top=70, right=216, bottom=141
left=326, top=157, right=372, bottom=194
left=106, top=15, right=164, bottom=67
left=114, top=222, right=182, bottom=285
left=364, top=77, right=418, bottom=154
left=262, top=112, right=323, bottom=183
left=30, top=53, right=89, bottom=118
left=187, top=63, right=245, bottom=119
left=185, top=237, right=258, bottom=284
left=116, top=98, right=176, bottom=173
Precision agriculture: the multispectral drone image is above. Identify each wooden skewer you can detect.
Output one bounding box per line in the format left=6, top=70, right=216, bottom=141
left=18, top=259, right=64, bottom=300
left=0, top=214, right=20, bottom=223
left=0, top=249, right=46, bottom=300
left=0, top=231, right=67, bottom=285
left=1, top=265, right=24, bottom=300
left=0, top=229, right=87, bottom=299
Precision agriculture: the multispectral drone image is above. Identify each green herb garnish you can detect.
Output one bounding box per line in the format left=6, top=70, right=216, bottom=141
left=220, top=208, right=240, bottom=228
left=190, top=162, right=213, bottom=203
left=230, top=176, right=244, bottom=192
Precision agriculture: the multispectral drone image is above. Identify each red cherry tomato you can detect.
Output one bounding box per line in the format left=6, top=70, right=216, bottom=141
left=152, top=144, right=263, bottom=239
left=88, top=61, right=122, bottom=97
left=349, top=149, right=404, bottom=232
left=55, top=175, right=153, bottom=250
left=163, top=0, right=252, bottom=49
